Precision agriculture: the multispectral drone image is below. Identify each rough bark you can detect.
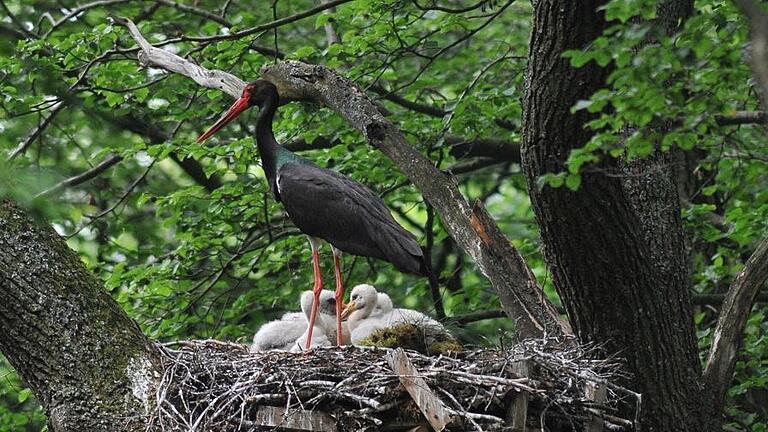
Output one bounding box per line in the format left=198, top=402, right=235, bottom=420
left=116, top=17, right=572, bottom=341
left=520, top=1, right=711, bottom=430
left=0, top=199, right=161, bottom=431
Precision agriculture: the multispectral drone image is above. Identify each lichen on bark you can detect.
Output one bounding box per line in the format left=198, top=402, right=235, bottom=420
left=0, top=199, right=161, bottom=432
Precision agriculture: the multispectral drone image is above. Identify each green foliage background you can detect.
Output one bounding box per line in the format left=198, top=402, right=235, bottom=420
left=0, top=0, right=765, bottom=430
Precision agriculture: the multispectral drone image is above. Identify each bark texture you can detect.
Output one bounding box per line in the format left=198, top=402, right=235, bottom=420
left=0, top=199, right=161, bottom=432
left=520, top=2, right=710, bottom=430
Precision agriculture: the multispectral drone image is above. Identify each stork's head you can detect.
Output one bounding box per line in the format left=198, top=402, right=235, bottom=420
left=341, top=284, right=379, bottom=320
left=196, top=79, right=278, bottom=143
left=300, top=290, right=338, bottom=317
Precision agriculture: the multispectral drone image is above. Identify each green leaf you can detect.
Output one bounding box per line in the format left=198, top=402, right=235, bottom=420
left=17, top=389, right=32, bottom=403
left=565, top=174, right=582, bottom=191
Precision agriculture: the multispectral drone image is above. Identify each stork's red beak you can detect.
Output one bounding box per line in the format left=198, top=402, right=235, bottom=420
left=196, top=96, right=250, bottom=143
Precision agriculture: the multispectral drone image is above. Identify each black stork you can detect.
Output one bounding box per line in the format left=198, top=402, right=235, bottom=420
left=197, top=80, right=429, bottom=349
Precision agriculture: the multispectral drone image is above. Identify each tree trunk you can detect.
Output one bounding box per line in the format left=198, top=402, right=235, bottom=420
left=520, top=2, right=712, bottom=430
left=0, top=199, right=161, bottom=432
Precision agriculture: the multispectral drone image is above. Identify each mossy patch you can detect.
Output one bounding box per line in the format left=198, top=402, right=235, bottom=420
left=358, top=323, right=462, bottom=355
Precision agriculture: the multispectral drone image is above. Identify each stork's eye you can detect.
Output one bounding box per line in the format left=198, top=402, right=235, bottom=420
left=326, top=298, right=335, bottom=305
left=352, top=294, right=358, bottom=300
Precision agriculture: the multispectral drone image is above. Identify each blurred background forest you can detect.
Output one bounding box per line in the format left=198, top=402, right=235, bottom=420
left=0, top=0, right=766, bottom=430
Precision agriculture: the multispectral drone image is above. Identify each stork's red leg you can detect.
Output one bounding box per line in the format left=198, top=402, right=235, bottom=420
left=332, top=246, right=344, bottom=346
left=305, top=238, right=323, bottom=350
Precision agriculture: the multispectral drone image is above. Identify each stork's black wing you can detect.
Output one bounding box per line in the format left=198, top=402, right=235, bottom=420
left=276, top=161, right=424, bottom=275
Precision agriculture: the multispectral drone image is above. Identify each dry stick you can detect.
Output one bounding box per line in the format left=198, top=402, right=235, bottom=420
left=703, top=237, right=768, bottom=412
left=114, top=17, right=570, bottom=341
left=387, top=348, right=453, bottom=431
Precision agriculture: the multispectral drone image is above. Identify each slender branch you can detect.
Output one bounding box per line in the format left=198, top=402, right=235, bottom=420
left=36, top=153, right=123, bottom=197
left=412, top=0, right=490, bottom=14
left=8, top=101, right=65, bottom=161
left=155, top=0, right=232, bottom=26
left=703, top=237, right=768, bottom=412
left=0, top=0, right=37, bottom=38
left=451, top=309, right=508, bottom=324
left=370, top=84, right=449, bottom=117
left=445, top=157, right=504, bottom=175
left=45, top=0, right=132, bottom=37
left=284, top=136, right=338, bottom=152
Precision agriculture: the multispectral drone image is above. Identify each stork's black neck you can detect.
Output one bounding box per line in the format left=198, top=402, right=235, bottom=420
left=254, top=92, right=293, bottom=192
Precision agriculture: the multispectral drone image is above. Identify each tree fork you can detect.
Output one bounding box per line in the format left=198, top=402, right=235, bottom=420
left=0, top=199, right=161, bottom=432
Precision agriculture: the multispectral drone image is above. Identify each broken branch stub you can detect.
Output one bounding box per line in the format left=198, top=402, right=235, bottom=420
left=115, top=17, right=570, bottom=341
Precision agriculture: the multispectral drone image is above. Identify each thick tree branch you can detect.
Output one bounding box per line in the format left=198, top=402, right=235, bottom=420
left=703, top=237, right=768, bottom=413
left=115, top=17, right=572, bottom=341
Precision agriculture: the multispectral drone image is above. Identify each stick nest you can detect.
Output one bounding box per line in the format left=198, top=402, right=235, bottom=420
left=148, top=338, right=639, bottom=431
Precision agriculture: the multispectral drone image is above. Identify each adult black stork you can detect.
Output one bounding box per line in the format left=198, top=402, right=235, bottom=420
left=197, top=80, right=430, bottom=349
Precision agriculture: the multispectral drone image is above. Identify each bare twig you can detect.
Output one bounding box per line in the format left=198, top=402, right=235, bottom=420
left=35, top=153, right=123, bottom=198
left=8, top=101, right=65, bottom=161
left=44, top=0, right=132, bottom=37
left=155, top=0, right=232, bottom=26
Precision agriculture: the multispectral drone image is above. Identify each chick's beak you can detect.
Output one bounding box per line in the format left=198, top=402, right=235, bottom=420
left=340, top=301, right=359, bottom=320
